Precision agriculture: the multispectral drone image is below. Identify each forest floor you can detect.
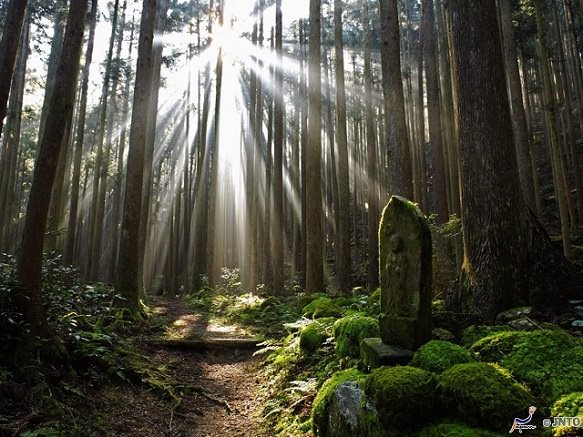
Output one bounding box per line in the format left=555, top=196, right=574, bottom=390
left=95, top=298, right=267, bottom=437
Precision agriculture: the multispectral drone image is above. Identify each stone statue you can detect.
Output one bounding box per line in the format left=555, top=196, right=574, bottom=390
left=378, top=196, right=432, bottom=350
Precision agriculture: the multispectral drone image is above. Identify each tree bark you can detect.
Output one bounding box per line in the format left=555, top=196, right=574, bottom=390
left=0, top=0, right=28, bottom=140
left=378, top=0, right=413, bottom=198
left=422, top=0, right=448, bottom=223
left=333, top=0, right=352, bottom=294
left=16, top=0, right=87, bottom=340
left=116, top=0, right=158, bottom=311
left=450, top=0, right=582, bottom=320
left=305, top=0, right=324, bottom=293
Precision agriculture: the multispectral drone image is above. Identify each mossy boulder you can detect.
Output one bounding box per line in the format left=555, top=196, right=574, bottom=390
left=364, top=366, right=439, bottom=431
left=500, top=329, right=583, bottom=402
left=550, top=392, right=583, bottom=436
left=417, top=422, right=502, bottom=436
left=333, top=315, right=379, bottom=358
left=432, top=327, right=455, bottom=342
left=411, top=340, right=473, bottom=373
left=461, top=325, right=512, bottom=347
left=299, top=319, right=333, bottom=354
left=469, top=330, right=529, bottom=362
left=311, top=368, right=365, bottom=436
left=439, top=362, right=534, bottom=431
left=303, top=297, right=343, bottom=319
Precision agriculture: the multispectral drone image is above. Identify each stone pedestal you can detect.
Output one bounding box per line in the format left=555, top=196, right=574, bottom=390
left=360, top=337, right=414, bottom=370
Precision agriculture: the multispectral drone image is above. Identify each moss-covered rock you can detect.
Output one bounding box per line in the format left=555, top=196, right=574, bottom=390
left=461, top=325, right=512, bottom=347
left=311, top=368, right=365, bottom=436
left=411, top=340, right=473, bottom=373
left=333, top=315, right=379, bottom=358
left=364, top=366, right=439, bottom=431
left=550, top=392, right=583, bottom=436
left=439, top=362, right=534, bottom=431
left=303, top=297, right=343, bottom=319
left=432, top=328, right=455, bottom=342
left=417, top=422, right=502, bottom=437
left=298, top=293, right=328, bottom=310
left=500, top=329, right=583, bottom=402
left=299, top=319, right=333, bottom=355
left=469, top=330, right=529, bottom=362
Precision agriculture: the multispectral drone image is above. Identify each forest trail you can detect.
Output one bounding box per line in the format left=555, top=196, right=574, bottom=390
left=97, top=298, right=266, bottom=437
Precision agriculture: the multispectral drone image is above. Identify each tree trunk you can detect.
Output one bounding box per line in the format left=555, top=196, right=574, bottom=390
left=15, top=0, right=87, bottom=344
left=305, top=0, right=324, bottom=293
left=272, top=0, right=285, bottom=294
left=0, top=12, right=29, bottom=253
left=333, top=0, right=352, bottom=294
left=0, top=0, right=29, bottom=140
left=450, top=0, right=581, bottom=320
left=363, top=0, right=379, bottom=291
left=422, top=0, right=448, bottom=223
left=116, top=0, right=158, bottom=311
left=378, top=0, right=413, bottom=198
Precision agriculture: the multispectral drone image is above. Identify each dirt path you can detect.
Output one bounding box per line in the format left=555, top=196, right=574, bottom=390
left=96, top=298, right=267, bottom=437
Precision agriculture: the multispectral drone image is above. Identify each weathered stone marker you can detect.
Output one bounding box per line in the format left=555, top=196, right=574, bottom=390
left=378, top=196, right=432, bottom=350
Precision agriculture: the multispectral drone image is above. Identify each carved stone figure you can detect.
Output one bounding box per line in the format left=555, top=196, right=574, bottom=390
left=378, top=196, right=432, bottom=350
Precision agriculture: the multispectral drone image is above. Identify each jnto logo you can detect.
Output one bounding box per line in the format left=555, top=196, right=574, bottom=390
left=509, top=406, right=537, bottom=434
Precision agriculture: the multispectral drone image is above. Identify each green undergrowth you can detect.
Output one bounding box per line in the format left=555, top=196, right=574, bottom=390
left=185, top=282, right=379, bottom=340
left=240, top=290, right=378, bottom=435
left=0, top=253, right=191, bottom=436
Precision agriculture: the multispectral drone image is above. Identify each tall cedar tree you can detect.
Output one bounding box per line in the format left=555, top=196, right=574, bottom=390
left=0, top=0, right=28, bottom=140
left=306, top=0, right=324, bottom=292
left=116, top=0, right=158, bottom=310
left=450, top=0, right=582, bottom=320
left=378, top=0, right=412, bottom=197
left=16, top=0, right=87, bottom=342
left=273, top=0, right=284, bottom=293
left=334, top=0, right=352, bottom=293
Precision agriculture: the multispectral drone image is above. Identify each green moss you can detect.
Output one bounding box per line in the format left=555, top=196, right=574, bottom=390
left=439, top=363, right=534, bottom=431
left=550, top=392, right=583, bottom=436
left=366, top=288, right=381, bottom=316
left=333, top=315, right=379, bottom=358
left=461, top=325, right=512, bottom=347
left=470, top=330, right=529, bottom=362
left=500, top=329, right=583, bottom=402
left=298, top=293, right=328, bottom=311
left=417, top=422, right=502, bottom=436
left=364, top=366, right=439, bottom=431
left=411, top=340, right=474, bottom=373
left=299, top=319, right=333, bottom=355
left=311, top=368, right=365, bottom=436
left=303, top=297, right=343, bottom=319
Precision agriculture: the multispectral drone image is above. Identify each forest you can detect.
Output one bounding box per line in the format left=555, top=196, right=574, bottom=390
left=0, top=0, right=583, bottom=435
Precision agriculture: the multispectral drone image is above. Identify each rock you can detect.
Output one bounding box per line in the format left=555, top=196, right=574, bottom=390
left=507, top=316, right=539, bottom=331
left=439, top=362, right=534, bottom=431
left=311, top=369, right=365, bottom=436
left=495, top=306, right=533, bottom=323
left=499, top=329, right=583, bottom=401
left=333, top=315, right=379, bottom=358
left=328, top=381, right=383, bottom=437
left=328, top=381, right=361, bottom=436
left=300, top=319, right=333, bottom=355
left=360, top=337, right=413, bottom=370
left=364, top=365, right=439, bottom=431
left=303, top=297, right=343, bottom=319
left=410, top=340, right=474, bottom=373
left=432, top=327, right=455, bottom=342
left=378, top=196, right=432, bottom=350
